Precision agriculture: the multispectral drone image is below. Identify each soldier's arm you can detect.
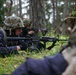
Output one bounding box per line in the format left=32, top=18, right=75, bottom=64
left=11, top=53, right=68, bottom=75
left=0, top=45, right=21, bottom=56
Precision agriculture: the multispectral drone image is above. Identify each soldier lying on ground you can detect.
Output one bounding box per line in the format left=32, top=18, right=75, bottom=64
left=22, top=19, right=37, bottom=37
left=0, top=16, right=28, bottom=57
left=22, top=19, right=45, bottom=50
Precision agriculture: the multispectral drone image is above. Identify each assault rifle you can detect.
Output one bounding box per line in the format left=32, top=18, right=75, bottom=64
left=7, top=36, right=68, bottom=51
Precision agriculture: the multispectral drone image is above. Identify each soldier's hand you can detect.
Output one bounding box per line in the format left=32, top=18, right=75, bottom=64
left=20, top=41, right=28, bottom=50
left=28, top=31, right=35, bottom=34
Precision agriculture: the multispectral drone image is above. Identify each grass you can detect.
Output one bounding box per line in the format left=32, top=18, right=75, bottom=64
left=0, top=35, right=68, bottom=74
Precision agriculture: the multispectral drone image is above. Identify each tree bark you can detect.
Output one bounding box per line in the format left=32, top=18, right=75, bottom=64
left=29, top=0, right=46, bottom=30
left=19, top=0, right=22, bottom=18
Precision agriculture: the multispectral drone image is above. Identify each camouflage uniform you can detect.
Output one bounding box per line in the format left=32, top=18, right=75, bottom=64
left=22, top=19, right=33, bottom=37
left=3, top=16, right=24, bottom=46
left=0, top=16, right=27, bottom=57
left=22, top=19, right=45, bottom=51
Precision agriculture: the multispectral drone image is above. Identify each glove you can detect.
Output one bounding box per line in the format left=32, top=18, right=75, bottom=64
left=19, top=41, right=28, bottom=50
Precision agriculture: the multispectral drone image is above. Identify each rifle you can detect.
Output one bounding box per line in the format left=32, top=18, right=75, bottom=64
left=6, top=36, right=68, bottom=51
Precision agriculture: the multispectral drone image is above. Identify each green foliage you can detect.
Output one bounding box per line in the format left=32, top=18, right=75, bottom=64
left=72, top=10, right=76, bottom=17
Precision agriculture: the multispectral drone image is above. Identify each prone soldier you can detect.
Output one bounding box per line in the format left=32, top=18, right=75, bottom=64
left=22, top=19, right=45, bottom=51
left=0, top=16, right=28, bottom=57
left=22, top=18, right=38, bottom=37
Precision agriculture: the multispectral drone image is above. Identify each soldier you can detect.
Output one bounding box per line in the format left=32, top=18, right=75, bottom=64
left=22, top=18, right=38, bottom=37
left=3, top=16, right=26, bottom=46
left=3, top=16, right=24, bottom=37
left=22, top=19, right=45, bottom=51
left=0, top=16, right=28, bottom=57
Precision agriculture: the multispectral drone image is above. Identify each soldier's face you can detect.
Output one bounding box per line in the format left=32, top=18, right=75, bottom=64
left=25, top=25, right=30, bottom=29
left=15, top=28, right=22, bottom=36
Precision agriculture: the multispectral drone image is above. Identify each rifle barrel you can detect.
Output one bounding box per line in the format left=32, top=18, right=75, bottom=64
left=7, top=37, right=32, bottom=41
left=58, top=39, right=68, bottom=41
left=7, top=37, right=68, bottom=42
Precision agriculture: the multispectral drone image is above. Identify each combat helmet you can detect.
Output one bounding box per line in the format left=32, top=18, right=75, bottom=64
left=3, top=16, right=24, bottom=30
left=23, top=18, right=31, bottom=26
left=3, top=16, right=24, bottom=36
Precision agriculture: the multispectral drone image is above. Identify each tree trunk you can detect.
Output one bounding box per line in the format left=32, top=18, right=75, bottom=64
left=62, top=0, right=69, bottom=34
left=55, top=0, right=61, bottom=33
left=29, top=0, right=46, bottom=30
left=51, top=0, right=56, bottom=28
left=19, top=0, right=22, bottom=18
